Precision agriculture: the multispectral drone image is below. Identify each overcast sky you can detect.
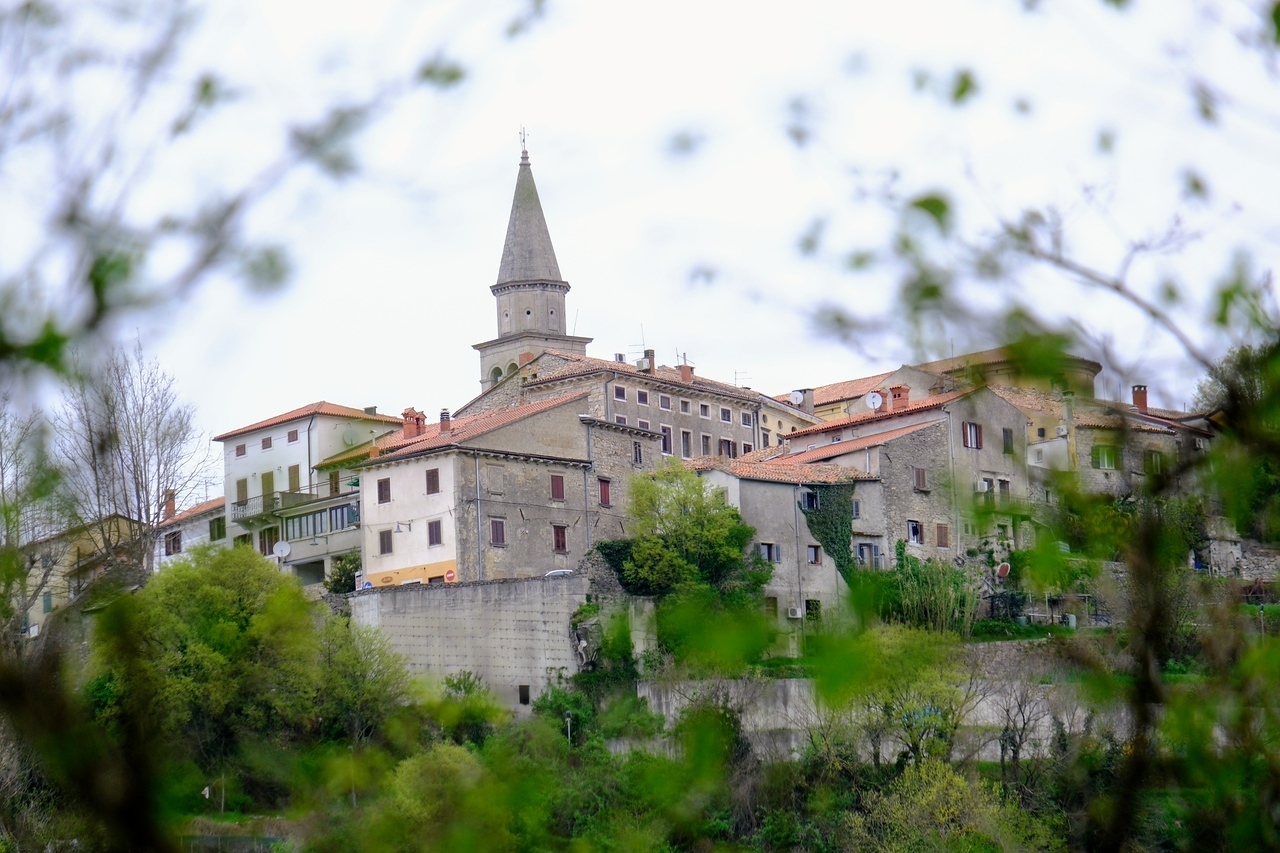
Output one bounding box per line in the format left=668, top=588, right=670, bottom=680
left=101, top=0, right=1280, bottom=460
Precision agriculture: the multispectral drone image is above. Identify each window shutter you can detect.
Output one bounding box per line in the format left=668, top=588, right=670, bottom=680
left=1091, top=446, right=1101, bottom=468
left=915, top=467, right=927, bottom=490
left=976, top=424, right=983, bottom=448
left=961, top=422, right=971, bottom=448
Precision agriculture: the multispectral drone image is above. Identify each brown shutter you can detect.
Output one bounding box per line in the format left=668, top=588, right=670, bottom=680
left=976, top=424, right=984, bottom=448
left=961, top=422, right=971, bottom=448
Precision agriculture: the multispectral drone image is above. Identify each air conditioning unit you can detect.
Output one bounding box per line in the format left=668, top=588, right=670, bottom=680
left=786, top=607, right=804, bottom=620
left=975, top=481, right=989, bottom=492
left=27, top=624, right=39, bottom=639
left=1193, top=437, right=1207, bottom=450
left=1055, top=425, right=1069, bottom=437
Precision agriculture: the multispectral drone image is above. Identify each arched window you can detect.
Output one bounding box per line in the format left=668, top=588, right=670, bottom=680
left=505, top=362, right=518, bottom=376
left=490, top=366, right=504, bottom=384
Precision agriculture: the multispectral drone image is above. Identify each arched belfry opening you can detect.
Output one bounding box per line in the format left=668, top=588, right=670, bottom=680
left=473, top=144, right=592, bottom=391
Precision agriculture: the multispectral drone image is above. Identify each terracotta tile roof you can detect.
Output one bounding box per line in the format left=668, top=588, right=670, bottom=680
left=789, top=390, right=968, bottom=439
left=915, top=346, right=1103, bottom=376
left=772, top=371, right=893, bottom=407
left=987, top=386, right=1176, bottom=435
left=157, top=497, right=225, bottom=529
left=686, top=455, right=874, bottom=485
left=779, top=421, right=940, bottom=464
left=530, top=351, right=759, bottom=402
left=214, top=402, right=403, bottom=442
left=348, top=392, right=592, bottom=467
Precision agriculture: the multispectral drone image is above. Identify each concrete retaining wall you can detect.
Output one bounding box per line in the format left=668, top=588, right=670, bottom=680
left=348, top=574, right=589, bottom=711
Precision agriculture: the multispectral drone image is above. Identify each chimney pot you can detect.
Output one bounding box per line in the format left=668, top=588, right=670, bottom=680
left=679, top=364, right=694, bottom=383
left=163, top=489, right=176, bottom=520
left=439, top=409, right=452, bottom=436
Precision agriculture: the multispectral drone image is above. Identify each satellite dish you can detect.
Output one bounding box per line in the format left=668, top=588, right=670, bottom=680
left=789, top=391, right=805, bottom=406
left=865, top=391, right=883, bottom=410
left=341, top=426, right=361, bottom=447
left=996, top=562, right=1011, bottom=580
left=272, top=541, right=291, bottom=559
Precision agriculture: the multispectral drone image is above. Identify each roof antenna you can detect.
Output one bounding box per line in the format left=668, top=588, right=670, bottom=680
left=572, top=310, right=579, bottom=336
left=519, top=127, right=529, bottom=164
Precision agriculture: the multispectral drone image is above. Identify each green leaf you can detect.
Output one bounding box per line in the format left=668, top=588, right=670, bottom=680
left=1272, top=2, right=1280, bottom=44
left=242, top=244, right=290, bottom=292
left=909, top=193, right=952, bottom=233
left=417, top=57, right=466, bottom=88
left=950, top=69, right=978, bottom=104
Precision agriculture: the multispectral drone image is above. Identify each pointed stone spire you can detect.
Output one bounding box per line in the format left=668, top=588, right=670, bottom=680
left=496, top=147, right=563, bottom=284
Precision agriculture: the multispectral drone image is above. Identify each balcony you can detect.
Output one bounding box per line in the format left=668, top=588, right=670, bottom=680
left=231, top=489, right=324, bottom=523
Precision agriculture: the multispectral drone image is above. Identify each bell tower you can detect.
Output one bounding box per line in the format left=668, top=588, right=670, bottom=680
left=473, top=145, right=592, bottom=390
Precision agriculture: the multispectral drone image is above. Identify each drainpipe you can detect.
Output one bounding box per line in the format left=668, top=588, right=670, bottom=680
left=946, top=407, right=961, bottom=556
left=605, top=373, right=615, bottom=424
left=584, top=421, right=594, bottom=549
left=793, top=483, right=805, bottom=643
left=473, top=451, right=483, bottom=581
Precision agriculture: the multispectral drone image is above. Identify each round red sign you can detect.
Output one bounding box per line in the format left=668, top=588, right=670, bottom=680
left=445, top=570, right=456, bottom=583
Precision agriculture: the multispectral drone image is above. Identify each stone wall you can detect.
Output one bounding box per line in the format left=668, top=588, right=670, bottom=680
left=349, top=573, right=589, bottom=711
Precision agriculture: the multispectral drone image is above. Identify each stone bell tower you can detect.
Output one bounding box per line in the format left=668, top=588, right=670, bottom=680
left=473, top=145, right=592, bottom=390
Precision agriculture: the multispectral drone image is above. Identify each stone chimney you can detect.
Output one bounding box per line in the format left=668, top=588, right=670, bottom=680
left=1132, top=384, right=1148, bottom=414
left=162, top=489, right=176, bottom=520
left=679, top=364, right=695, bottom=383
left=438, top=409, right=452, bottom=436
left=401, top=408, right=426, bottom=439
left=798, top=389, right=815, bottom=416
left=890, top=384, right=910, bottom=408
left=874, top=388, right=890, bottom=413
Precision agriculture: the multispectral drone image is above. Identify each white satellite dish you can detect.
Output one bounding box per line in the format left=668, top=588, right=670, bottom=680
left=272, top=541, right=291, bottom=559
left=789, top=391, right=805, bottom=406
left=865, top=391, right=883, bottom=410
left=341, top=426, right=360, bottom=447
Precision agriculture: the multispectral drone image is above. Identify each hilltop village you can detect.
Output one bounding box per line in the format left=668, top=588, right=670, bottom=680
left=27, top=148, right=1248, bottom=709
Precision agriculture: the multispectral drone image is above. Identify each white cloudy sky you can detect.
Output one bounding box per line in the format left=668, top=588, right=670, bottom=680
left=37, top=0, right=1280, bottom=453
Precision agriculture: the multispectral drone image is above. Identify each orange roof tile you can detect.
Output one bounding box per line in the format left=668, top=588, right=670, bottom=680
left=685, top=456, right=874, bottom=485
left=353, top=391, right=592, bottom=467
left=987, top=386, right=1177, bottom=434
left=780, top=421, right=940, bottom=464
left=214, top=402, right=403, bottom=442
left=788, top=390, right=968, bottom=439
left=777, top=371, right=894, bottom=407
left=158, top=497, right=225, bottom=529
left=531, top=351, right=759, bottom=402
left=916, top=347, right=1103, bottom=376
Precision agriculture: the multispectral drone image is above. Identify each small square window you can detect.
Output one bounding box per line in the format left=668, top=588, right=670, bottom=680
left=490, top=518, right=506, bottom=546
left=681, top=430, right=692, bottom=458
left=235, top=443, right=246, bottom=458
left=761, top=432, right=770, bottom=447
left=288, top=429, right=299, bottom=443
left=164, top=531, right=182, bottom=556
left=680, top=400, right=691, bottom=414
left=261, top=436, right=272, bottom=450
left=701, top=434, right=712, bottom=456
left=741, top=411, right=752, bottom=427
left=1002, top=427, right=1014, bottom=455
left=377, top=477, right=391, bottom=504
left=426, top=468, right=440, bottom=494
left=518, top=685, right=530, bottom=705
left=379, top=529, right=393, bottom=555
left=908, top=520, right=923, bottom=545
left=914, top=467, right=928, bottom=491
left=633, top=442, right=643, bottom=466
left=720, top=407, right=732, bottom=423
left=661, top=426, right=673, bottom=455
left=802, top=491, right=820, bottom=510
left=209, top=517, right=226, bottom=541
left=659, top=394, right=671, bottom=410
left=637, top=390, right=649, bottom=406
left=851, top=499, right=861, bottom=519
left=428, top=519, right=443, bottom=546
left=806, top=545, right=822, bottom=565
left=700, top=404, right=710, bottom=418
left=962, top=422, right=983, bottom=449
left=553, top=524, right=568, bottom=553
left=615, top=415, right=627, bottom=426
left=599, top=478, right=611, bottom=507
left=638, top=419, right=650, bottom=431
left=614, top=386, right=627, bottom=401
left=742, top=443, right=753, bottom=455
left=805, top=599, right=822, bottom=621
left=551, top=474, right=565, bottom=501
left=937, top=523, right=950, bottom=548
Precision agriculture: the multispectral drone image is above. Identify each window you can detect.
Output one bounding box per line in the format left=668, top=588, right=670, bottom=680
left=288, top=464, right=300, bottom=493
left=261, top=436, right=273, bottom=450
left=982, top=477, right=995, bottom=505
left=285, top=511, right=326, bottom=541
left=701, top=434, right=712, bottom=456
left=259, top=526, right=279, bottom=556
left=1035, top=449, right=1044, bottom=463
left=331, top=504, right=356, bottom=530
left=1037, top=427, right=1046, bottom=438
left=851, top=499, right=861, bottom=519
left=806, top=544, right=822, bottom=565
left=329, top=471, right=341, bottom=496
left=962, top=422, right=983, bottom=448
left=615, top=415, right=627, bottom=426
left=997, top=524, right=1010, bottom=541
left=1092, top=444, right=1117, bottom=470
left=234, top=533, right=252, bottom=548
left=637, top=390, right=649, bottom=406
left=490, top=518, right=506, bottom=546
left=661, top=426, right=673, bottom=455
left=761, top=431, right=770, bottom=447
left=908, top=520, right=924, bottom=545
left=632, top=442, right=643, bottom=465
left=236, top=478, right=248, bottom=503
left=765, top=597, right=778, bottom=620
left=209, top=517, right=226, bottom=541
left=1003, top=427, right=1014, bottom=454
left=913, top=467, right=928, bottom=491
left=164, top=531, right=182, bottom=556
left=719, top=438, right=737, bottom=458
left=550, top=474, right=565, bottom=501
left=638, top=419, right=650, bottom=431
left=553, top=524, right=568, bottom=553
left=741, top=411, right=752, bottom=427
left=700, top=403, right=710, bottom=418
left=379, top=529, right=393, bottom=555
left=742, top=443, right=753, bottom=454
left=518, top=685, right=530, bottom=705
left=599, top=478, right=611, bottom=507
left=758, top=543, right=782, bottom=562
left=261, top=470, right=274, bottom=497
left=428, top=519, right=443, bottom=546
left=288, top=429, right=299, bottom=443
left=42, top=591, right=53, bottom=614
left=802, top=491, right=820, bottom=510
left=681, top=430, right=692, bottom=458
left=659, top=394, right=671, bottom=410
left=936, top=523, right=950, bottom=548
left=485, top=465, right=505, bottom=495
left=805, top=599, right=822, bottom=622
left=235, top=443, right=246, bottom=458
left=680, top=400, right=691, bottom=414
left=614, top=385, right=627, bottom=401
left=1144, top=449, right=1163, bottom=475
left=720, top=407, right=732, bottom=423
left=998, top=479, right=1011, bottom=502
left=377, top=477, right=391, bottom=504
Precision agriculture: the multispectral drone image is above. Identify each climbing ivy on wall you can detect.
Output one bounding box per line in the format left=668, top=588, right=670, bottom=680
left=800, top=483, right=859, bottom=585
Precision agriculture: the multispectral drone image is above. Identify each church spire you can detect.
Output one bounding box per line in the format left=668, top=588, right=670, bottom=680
left=496, top=146, right=563, bottom=285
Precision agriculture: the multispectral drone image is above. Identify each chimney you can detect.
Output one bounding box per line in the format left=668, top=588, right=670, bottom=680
left=162, top=489, right=176, bottom=520
left=875, top=388, right=890, bottom=413
left=679, top=364, right=695, bottom=383
left=1132, top=384, right=1148, bottom=414
left=438, top=408, right=451, bottom=436
left=644, top=348, right=657, bottom=374
left=890, top=384, right=910, bottom=407
left=401, top=408, right=425, bottom=439
left=364, top=406, right=377, bottom=416
left=799, top=389, right=815, bottom=416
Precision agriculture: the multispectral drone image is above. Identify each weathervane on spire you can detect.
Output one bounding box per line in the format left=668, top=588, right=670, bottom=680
left=519, top=126, right=529, bottom=164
